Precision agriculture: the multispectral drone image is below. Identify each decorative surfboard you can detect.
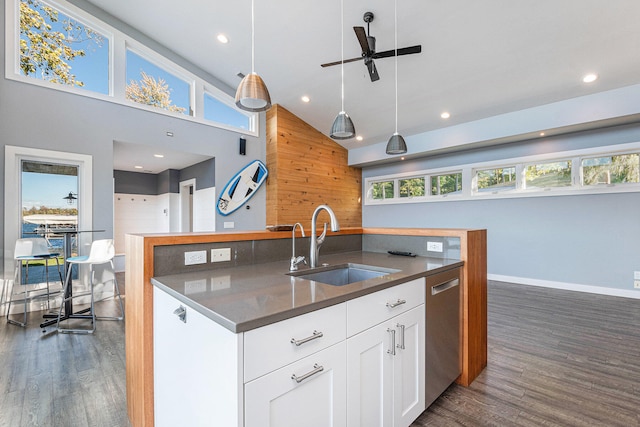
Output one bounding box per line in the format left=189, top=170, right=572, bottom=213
left=217, top=160, right=268, bottom=216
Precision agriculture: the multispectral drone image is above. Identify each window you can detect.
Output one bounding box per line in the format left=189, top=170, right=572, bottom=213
left=18, top=0, right=109, bottom=94
left=7, top=0, right=258, bottom=135
left=364, top=142, right=640, bottom=205
left=370, top=181, right=394, bottom=200
left=582, top=154, right=640, bottom=185
left=125, top=49, right=191, bottom=115
left=431, top=173, right=462, bottom=196
left=399, top=177, right=425, bottom=198
left=476, top=167, right=516, bottom=192
left=204, top=92, right=251, bottom=130
left=525, top=160, right=572, bottom=189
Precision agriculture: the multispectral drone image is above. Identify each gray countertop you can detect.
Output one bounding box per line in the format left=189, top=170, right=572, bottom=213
left=151, top=251, right=463, bottom=333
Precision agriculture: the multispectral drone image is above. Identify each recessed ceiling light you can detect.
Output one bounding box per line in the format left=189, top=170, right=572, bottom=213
left=539, top=132, right=546, bottom=137
left=356, top=135, right=363, bottom=141
left=440, top=112, right=451, bottom=119
left=301, top=95, right=310, bottom=103
left=166, top=131, right=174, bottom=137
left=154, top=154, right=164, bottom=158
left=400, top=157, right=405, bottom=161
left=217, top=34, right=229, bottom=44
left=582, top=73, right=598, bottom=83
left=134, top=165, right=143, bottom=169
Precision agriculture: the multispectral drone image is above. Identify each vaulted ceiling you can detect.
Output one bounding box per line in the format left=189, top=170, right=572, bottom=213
left=92, top=0, right=640, bottom=163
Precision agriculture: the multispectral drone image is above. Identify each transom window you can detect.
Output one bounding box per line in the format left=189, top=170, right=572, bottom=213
left=7, top=0, right=257, bottom=135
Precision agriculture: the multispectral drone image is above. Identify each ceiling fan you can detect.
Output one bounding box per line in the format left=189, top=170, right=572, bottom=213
left=321, top=11, right=422, bottom=82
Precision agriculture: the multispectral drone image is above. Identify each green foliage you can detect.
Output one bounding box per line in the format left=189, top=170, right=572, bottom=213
left=525, top=161, right=572, bottom=188
left=477, top=168, right=516, bottom=190
left=431, top=173, right=462, bottom=195
left=371, top=181, right=394, bottom=200
left=22, top=205, right=77, bottom=216
left=19, top=0, right=102, bottom=86
left=399, top=178, right=425, bottom=198
left=582, top=154, right=640, bottom=185
left=125, top=71, right=187, bottom=114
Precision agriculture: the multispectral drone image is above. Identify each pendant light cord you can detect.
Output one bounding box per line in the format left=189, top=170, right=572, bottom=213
left=340, top=0, right=345, bottom=112
left=394, top=0, right=398, bottom=134
left=251, top=0, right=255, bottom=73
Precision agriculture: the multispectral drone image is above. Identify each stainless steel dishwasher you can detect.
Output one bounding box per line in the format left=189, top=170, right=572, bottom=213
left=425, top=268, right=461, bottom=408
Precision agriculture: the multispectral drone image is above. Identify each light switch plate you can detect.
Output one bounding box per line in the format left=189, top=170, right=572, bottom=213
left=634, top=280, right=640, bottom=289
left=634, top=271, right=640, bottom=280
left=211, top=248, right=231, bottom=262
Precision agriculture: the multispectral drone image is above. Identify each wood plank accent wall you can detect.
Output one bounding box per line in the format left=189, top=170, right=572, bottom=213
left=125, top=228, right=486, bottom=427
left=266, top=105, right=362, bottom=230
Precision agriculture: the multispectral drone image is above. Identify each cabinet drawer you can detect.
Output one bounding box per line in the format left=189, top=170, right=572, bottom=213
left=244, top=303, right=346, bottom=382
left=346, top=278, right=425, bottom=337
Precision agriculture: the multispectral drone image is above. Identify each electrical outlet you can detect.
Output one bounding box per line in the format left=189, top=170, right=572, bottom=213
left=211, top=248, right=231, bottom=262
left=634, top=280, right=640, bottom=289
left=224, top=221, right=235, bottom=229
left=184, top=250, right=207, bottom=265
left=427, top=241, right=443, bottom=252
left=634, top=271, right=640, bottom=280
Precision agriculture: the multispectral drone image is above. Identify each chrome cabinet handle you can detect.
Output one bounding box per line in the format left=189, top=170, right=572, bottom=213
left=291, top=330, right=323, bottom=346
left=386, top=299, right=406, bottom=309
left=173, top=306, right=186, bottom=323
left=291, top=364, right=324, bottom=383
left=397, top=323, right=405, bottom=350
left=387, top=328, right=396, bottom=356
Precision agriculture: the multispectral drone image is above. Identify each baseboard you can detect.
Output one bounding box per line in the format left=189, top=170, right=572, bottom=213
left=488, top=274, right=640, bottom=300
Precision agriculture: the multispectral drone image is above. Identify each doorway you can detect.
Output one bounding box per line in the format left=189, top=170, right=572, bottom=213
left=180, top=179, right=195, bottom=232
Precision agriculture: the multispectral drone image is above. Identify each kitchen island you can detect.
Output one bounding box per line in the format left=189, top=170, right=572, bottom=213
left=125, top=228, right=486, bottom=427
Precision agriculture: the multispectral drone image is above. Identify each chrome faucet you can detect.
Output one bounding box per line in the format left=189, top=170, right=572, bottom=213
left=309, top=204, right=340, bottom=268
left=289, top=222, right=307, bottom=271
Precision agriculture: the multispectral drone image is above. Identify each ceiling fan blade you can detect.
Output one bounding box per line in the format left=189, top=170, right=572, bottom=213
left=354, top=26, right=372, bottom=56
left=366, top=60, right=380, bottom=82
left=320, top=56, right=364, bottom=68
left=373, top=45, right=422, bottom=59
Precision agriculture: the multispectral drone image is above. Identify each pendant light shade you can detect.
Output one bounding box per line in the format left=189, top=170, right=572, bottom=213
left=386, top=0, right=407, bottom=155
left=235, top=72, right=271, bottom=112
left=386, top=132, right=407, bottom=155
left=330, top=111, right=356, bottom=140
left=330, top=0, right=356, bottom=140
left=235, top=0, right=271, bottom=112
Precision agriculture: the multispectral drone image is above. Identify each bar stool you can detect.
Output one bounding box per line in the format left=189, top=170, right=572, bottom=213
left=6, top=238, right=63, bottom=327
left=56, top=239, right=124, bottom=334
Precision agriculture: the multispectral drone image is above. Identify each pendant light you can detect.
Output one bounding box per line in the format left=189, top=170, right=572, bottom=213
left=386, top=0, right=407, bottom=155
left=235, top=0, right=271, bottom=112
left=330, top=0, right=356, bottom=140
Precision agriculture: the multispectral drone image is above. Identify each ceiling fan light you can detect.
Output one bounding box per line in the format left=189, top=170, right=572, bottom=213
left=235, top=72, right=271, bottom=112
left=386, top=132, right=407, bottom=155
left=330, top=111, right=356, bottom=140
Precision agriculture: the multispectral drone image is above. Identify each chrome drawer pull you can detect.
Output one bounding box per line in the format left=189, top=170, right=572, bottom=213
left=397, top=323, right=405, bottom=350
left=291, top=330, right=323, bottom=346
left=291, top=364, right=324, bottom=383
left=173, top=306, right=186, bottom=323
left=386, top=299, right=406, bottom=309
left=387, top=328, right=396, bottom=356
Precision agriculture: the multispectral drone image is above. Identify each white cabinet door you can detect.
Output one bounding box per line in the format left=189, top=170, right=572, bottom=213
left=346, top=305, right=425, bottom=427
left=392, top=305, right=425, bottom=427
left=154, top=288, right=243, bottom=427
left=346, top=318, right=393, bottom=427
left=245, top=341, right=346, bottom=427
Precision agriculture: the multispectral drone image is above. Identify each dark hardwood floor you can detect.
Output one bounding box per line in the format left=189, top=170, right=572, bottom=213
left=1, top=278, right=639, bottom=426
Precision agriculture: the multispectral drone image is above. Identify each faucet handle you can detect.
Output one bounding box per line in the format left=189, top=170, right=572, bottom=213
left=290, top=255, right=307, bottom=271
left=317, top=223, right=328, bottom=245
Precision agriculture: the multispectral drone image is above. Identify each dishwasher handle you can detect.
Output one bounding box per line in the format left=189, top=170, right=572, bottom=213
left=431, top=278, right=459, bottom=296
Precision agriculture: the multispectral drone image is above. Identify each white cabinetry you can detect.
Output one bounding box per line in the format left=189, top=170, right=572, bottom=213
left=245, top=342, right=346, bottom=427
left=153, top=287, right=243, bottom=427
left=346, top=278, right=426, bottom=427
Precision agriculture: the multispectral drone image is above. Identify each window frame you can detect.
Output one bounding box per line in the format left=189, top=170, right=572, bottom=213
left=5, top=0, right=258, bottom=136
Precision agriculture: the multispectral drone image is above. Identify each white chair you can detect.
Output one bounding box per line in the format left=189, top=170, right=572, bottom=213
left=6, top=238, right=63, bottom=327
left=56, top=239, right=124, bottom=334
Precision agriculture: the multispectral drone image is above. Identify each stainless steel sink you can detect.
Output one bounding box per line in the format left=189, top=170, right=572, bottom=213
left=287, top=263, right=398, bottom=286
